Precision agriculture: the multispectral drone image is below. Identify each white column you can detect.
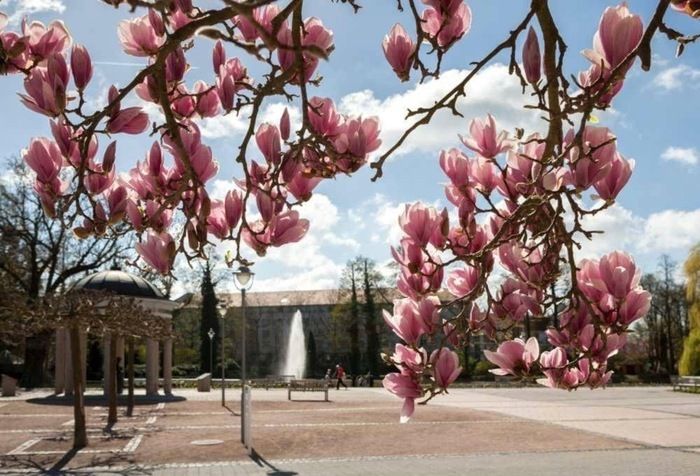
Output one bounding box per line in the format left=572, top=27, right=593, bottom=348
left=103, top=335, right=111, bottom=396
left=54, top=328, right=65, bottom=395
left=64, top=330, right=74, bottom=396
left=146, top=338, right=159, bottom=396
left=163, top=338, right=173, bottom=395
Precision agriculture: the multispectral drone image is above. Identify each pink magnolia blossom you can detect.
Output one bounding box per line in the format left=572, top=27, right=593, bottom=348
left=470, top=156, right=499, bottom=194
left=584, top=3, right=643, bottom=71
left=421, top=2, right=471, bottom=49
left=431, top=348, right=462, bottom=388
left=439, top=148, right=471, bottom=188
left=399, top=202, right=447, bottom=248
left=566, top=126, right=617, bottom=190
left=105, top=185, right=127, bottom=224
left=578, top=62, right=624, bottom=107
left=23, top=137, right=63, bottom=183
left=383, top=372, right=422, bottom=423
left=107, top=107, right=150, bottom=135
left=334, top=116, right=382, bottom=159
left=193, top=81, right=220, bottom=118
left=391, top=238, right=426, bottom=273
left=243, top=210, right=309, bottom=255
left=397, top=259, right=444, bottom=300
left=383, top=298, right=430, bottom=345
left=307, top=97, right=343, bottom=136
left=165, top=122, right=219, bottom=184
left=493, top=278, right=541, bottom=322
left=212, top=40, right=226, bottom=74
left=216, top=57, right=249, bottom=111
left=224, top=189, right=243, bottom=229
left=484, top=337, right=540, bottom=377
left=23, top=19, right=71, bottom=58
left=278, top=17, right=333, bottom=83
left=19, top=53, right=69, bottom=117
left=1, top=28, right=30, bottom=73
left=460, top=114, right=511, bottom=159
left=207, top=200, right=230, bottom=239
left=165, top=47, right=187, bottom=82
left=135, top=232, right=174, bottom=274
left=280, top=108, right=291, bottom=141
left=71, top=44, right=92, bottom=90
left=34, top=176, right=65, bottom=218
left=415, top=295, right=441, bottom=332
left=118, top=15, right=164, bottom=57
left=235, top=4, right=280, bottom=43
left=446, top=265, right=479, bottom=298
left=392, top=344, right=426, bottom=372
left=593, top=152, right=634, bottom=201
left=256, top=123, right=282, bottom=165
left=148, top=8, right=166, bottom=36
left=282, top=160, right=321, bottom=201
left=522, top=26, right=541, bottom=84
left=382, top=24, right=415, bottom=82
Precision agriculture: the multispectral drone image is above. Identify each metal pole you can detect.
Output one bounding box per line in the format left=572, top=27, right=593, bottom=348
left=240, top=287, right=246, bottom=444
left=209, top=337, right=213, bottom=376
left=221, top=314, right=225, bottom=406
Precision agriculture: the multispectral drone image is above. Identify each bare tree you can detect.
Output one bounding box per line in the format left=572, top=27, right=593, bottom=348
left=0, top=159, right=131, bottom=387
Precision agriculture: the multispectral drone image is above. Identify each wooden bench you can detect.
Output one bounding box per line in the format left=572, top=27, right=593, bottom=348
left=288, top=379, right=329, bottom=401
left=672, top=376, right=700, bottom=393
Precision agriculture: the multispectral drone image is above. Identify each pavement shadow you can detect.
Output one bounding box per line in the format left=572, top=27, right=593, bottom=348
left=25, top=394, right=186, bottom=406
left=250, top=448, right=297, bottom=476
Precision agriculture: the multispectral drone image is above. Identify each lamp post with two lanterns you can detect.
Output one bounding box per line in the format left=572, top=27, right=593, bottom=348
left=233, top=266, right=254, bottom=445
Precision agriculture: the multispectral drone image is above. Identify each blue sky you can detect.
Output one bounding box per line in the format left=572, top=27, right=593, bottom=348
left=1, top=0, right=699, bottom=295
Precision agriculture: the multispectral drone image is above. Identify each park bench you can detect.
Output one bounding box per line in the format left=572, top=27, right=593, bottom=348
left=288, top=379, right=329, bottom=401
left=672, top=376, right=700, bottom=393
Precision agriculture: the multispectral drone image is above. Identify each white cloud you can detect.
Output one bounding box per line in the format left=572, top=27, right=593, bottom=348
left=339, top=64, right=542, bottom=158
left=5, top=0, right=66, bottom=24
left=652, top=64, right=700, bottom=91
left=661, top=146, right=699, bottom=166
left=577, top=204, right=700, bottom=274
left=197, top=64, right=543, bottom=162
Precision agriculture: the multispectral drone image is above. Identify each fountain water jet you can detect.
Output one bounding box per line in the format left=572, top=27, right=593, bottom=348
left=281, top=310, right=306, bottom=379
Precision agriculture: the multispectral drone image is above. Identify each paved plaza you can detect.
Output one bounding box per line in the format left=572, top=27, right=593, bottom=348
left=0, top=386, right=698, bottom=475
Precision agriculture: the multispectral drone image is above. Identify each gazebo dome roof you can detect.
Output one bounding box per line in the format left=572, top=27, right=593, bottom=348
left=71, top=268, right=165, bottom=299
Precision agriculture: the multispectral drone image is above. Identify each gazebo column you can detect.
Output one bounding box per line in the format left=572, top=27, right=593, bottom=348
left=146, top=338, right=159, bottom=396
left=54, top=328, right=66, bottom=395
left=163, top=337, right=173, bottom=395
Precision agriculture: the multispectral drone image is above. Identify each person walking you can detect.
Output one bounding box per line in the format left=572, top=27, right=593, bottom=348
left=324, top=368, right=332, bottom=387
left=335, top=364, right=347, bottom=390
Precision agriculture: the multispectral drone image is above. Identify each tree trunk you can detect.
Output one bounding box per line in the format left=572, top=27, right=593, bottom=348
left=127, top=338, right=135, bottom=417
left=69, top=326, right=87, bottom=448
left=107, top=334, right=118, bottom=426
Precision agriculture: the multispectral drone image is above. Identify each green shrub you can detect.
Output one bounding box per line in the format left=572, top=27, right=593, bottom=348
left=473, top=360, right=495, bottom=381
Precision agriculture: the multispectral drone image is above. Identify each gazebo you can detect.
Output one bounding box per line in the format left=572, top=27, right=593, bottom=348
left=53, top=268, right=180, bottom=396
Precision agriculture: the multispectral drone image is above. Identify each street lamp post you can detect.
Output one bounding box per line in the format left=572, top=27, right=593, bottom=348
left=207, top=328, right=215, bottom=377
left=233, top=266, right=254, bottom=445
left=217, top=304, right=227, bottom=406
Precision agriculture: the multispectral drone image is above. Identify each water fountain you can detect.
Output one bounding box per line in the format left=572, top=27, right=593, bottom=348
left=281, top=310, right=306, bottom=379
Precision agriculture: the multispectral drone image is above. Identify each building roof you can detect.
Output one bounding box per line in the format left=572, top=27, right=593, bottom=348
left=71, top=269, right=166, bottom=300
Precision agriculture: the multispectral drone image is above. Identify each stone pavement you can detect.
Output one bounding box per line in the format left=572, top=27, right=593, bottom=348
left=1, top=386, right=698, bottom=475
